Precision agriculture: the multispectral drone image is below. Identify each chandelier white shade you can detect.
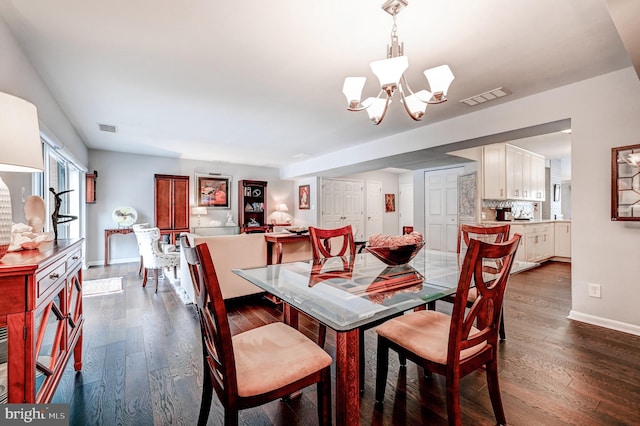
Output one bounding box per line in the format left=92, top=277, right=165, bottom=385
left=342, top=0, right=454, bottom=125
left=0, top=91, right=43, bottom=259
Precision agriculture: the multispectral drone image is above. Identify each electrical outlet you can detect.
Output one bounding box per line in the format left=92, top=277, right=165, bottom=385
left=588, top=283, right=601, bottom=298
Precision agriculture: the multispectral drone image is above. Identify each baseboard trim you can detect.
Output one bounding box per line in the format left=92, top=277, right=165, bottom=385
left=87, top=257, right=139, bottom=267
left=568, top=310, right=640, bottom=337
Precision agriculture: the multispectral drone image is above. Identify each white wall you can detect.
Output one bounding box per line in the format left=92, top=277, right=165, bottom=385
left=0, top=18, right=87, bottom=168
left=87, top=149, right=293, bottom=265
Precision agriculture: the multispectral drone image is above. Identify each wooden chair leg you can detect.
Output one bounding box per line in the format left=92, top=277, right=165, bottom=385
left=445, top=373, right=462, bottom=426
left=499, top=307, right=506, bottom=341
left=154, top=269, right=159, bottom=293
left=198, top=369, right=214, bottom=426
left=138, top=255, right=143, bottom=276
left=142, top=268, right=148, bottom=287
left=317, top=367, right=332, bottom=426
left=375, top=336, right=390, bottom=404
left=485, top=360, right=506, bottom=425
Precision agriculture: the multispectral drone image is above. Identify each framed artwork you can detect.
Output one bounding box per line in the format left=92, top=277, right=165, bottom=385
left=196, top=174, right=231, bottom=209
left=299, top=185, right=310, bottom=210
left=611, top=144, right=640, bottom=221
left=385, top=193, right=395, bottom=212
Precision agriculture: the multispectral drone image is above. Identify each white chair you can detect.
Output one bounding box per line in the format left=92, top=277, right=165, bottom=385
left=132, top=223, right=150, bottom=276
left=134, top=226, right=180, bottom=292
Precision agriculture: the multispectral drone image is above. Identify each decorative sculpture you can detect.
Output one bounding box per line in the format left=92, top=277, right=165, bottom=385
left=50, top=187, right=78, bottom=240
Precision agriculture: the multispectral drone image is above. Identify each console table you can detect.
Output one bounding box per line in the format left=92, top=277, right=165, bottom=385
left=104, top=227, right=134, bottom=266
left=264, top=233, right=310, bottom=265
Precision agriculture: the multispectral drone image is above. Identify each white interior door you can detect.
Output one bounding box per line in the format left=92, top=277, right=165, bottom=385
left=425, top=167, right=464, bottom=252
left=321, top=178, right=364, bottom=240
left=366, top=181, right=383, bottom=240
left=399, top=184, right=413, bottom=234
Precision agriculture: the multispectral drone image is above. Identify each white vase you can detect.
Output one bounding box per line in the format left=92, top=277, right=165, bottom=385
left=0, top=178, right=13, bottom=258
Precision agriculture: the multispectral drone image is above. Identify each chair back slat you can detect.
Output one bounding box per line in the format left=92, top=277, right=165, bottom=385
left=449, top=234, right=521, bottom=360
left=309, top=225, right=356, bottom=259
left=457, top=224, right=511, bottom=254
left=182, top=241, right=239, bottom=401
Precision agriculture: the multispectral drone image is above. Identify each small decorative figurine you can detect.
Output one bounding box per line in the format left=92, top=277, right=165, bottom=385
left=50, top=188, right=78, bottom=240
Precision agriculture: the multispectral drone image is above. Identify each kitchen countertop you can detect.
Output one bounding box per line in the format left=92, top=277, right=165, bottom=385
left=481, top=219, right=571, bottom=224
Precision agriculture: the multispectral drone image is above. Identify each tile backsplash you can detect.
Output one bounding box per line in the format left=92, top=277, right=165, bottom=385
left=482, top=200, right=539, bottom=220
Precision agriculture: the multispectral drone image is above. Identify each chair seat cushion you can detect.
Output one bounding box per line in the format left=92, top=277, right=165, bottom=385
left=376, top=310, right=487, bottom=365
left=233, top=322, right=332, bottom=397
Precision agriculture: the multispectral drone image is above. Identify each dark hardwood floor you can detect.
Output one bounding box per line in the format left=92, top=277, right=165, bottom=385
left=53, top=261, right=640, bottom=425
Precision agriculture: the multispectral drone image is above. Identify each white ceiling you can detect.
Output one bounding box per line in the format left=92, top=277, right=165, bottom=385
left=0, top=0, right=632, bottom=173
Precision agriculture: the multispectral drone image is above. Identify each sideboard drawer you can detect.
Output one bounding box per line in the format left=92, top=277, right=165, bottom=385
left=36, top=260, right=67, bottom=301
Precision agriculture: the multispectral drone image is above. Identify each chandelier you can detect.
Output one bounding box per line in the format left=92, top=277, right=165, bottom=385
left=342, top=0, right=454, bottom=125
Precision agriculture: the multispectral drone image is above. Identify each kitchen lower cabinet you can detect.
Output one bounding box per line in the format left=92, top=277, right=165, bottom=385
left=554, top=221, right=571, bottom=257
left=0, top=239, right=83, bottom=404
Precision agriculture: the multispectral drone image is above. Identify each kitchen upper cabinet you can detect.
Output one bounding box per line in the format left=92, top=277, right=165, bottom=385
left=530, top=154, right=546, bottom=201
left=554, top=222, right=571, bottom=257
left=483, top=143, right=545, bottom=201
left=483, top=144, right=506, bottom=199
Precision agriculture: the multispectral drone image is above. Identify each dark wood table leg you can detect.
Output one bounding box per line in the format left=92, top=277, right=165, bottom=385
left=336, top=329, right=360, bottom=426
left=283, top=304, right=299, bottom=329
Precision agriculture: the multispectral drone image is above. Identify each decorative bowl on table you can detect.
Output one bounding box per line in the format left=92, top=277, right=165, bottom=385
left=365, top=241, right=426, bottom=266
left=286, top=227, right=309, bottom=235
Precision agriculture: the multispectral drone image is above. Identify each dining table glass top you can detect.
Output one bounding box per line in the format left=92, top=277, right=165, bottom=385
left=233, top=249, right=536, bottom=332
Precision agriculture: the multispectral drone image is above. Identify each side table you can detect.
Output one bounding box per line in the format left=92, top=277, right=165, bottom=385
left=104, top=227, right=134, bottom=266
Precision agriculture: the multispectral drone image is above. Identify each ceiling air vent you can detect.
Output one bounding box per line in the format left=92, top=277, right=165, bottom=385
left=98, top=123, right=118, bottom=133
left=459, top=87, right=511, bottom=107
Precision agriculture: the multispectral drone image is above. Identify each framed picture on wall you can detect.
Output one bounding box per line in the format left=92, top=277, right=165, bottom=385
left=385, top=193, right=395, bottom=212
left=196, top=174, right=231, bottom=209
left=611, top=144, right=640, bottom=220
left=299, top=185, right=310, bottom=210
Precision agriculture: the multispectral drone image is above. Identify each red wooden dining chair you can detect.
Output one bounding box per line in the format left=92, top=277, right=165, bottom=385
left=375, top=234, right=521, bottom=426
left=182, top=239, right=332, bottom=426
left=309, top=224, right=356, bottom=259
left=452, top=223, right=511, bottom=340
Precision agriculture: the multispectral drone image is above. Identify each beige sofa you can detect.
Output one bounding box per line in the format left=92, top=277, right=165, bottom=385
left=179, top=232, right=312, bottom=302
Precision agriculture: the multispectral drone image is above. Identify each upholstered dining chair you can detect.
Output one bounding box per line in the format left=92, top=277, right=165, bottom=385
left=132, top=223, right=150, bottom=276
left=374, top=234, right=521, bottom=426
left=134, top=226, right=180, bottom=292
left=308, top=224, right=356, bottom=259
left=452, top=223, right=511, bottom=340
left=183, top=240, right=332, bottom=426
left=309, top=224, right=384, bottom=393
left=307, top=225, right=356, bottom=347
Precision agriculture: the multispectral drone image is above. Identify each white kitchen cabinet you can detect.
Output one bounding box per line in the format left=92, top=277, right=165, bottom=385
left=483, top=143, right=545, bottom=201
left=530, top=154, right=546, bottom=201
left=554, top=221, right=571, bottom=257
left=483, top=144, right=506, bottom=199
left=509, top=224, right=527, bottom=262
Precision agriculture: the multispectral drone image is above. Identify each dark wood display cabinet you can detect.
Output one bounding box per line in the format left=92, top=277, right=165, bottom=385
left=0, top=239, right=83, bottom=404
left=155, top=174, right=190, bottom=244
left=238, top=180, right=269, bottom=233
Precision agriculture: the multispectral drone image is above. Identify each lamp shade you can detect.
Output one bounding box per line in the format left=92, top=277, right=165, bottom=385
left=342, top=77, right=366, bottom=108
left=370, top=56, right=408, bottom=88
left=424, top=65, right=455, bottom=97
left=192, top=206, right=208, bottom=216
left=277, top=203, right=289, bottom=212
left=0, top=92, right=43, bottom=259
left=0, top=92, right=43, bottom=172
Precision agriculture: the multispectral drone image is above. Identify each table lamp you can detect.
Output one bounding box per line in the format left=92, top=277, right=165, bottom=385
left=277, top=203, right=289, bottom=224
left=192, top=206, right=208, bottom=226
left=0, top=92, right=44, bottom=259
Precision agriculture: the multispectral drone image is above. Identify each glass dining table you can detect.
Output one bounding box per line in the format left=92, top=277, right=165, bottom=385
left=233, top=248, right=537, bottom=426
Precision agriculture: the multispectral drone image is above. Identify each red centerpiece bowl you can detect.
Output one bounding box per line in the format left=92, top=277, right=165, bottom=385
left=365, top=242, right=425, bottom=266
